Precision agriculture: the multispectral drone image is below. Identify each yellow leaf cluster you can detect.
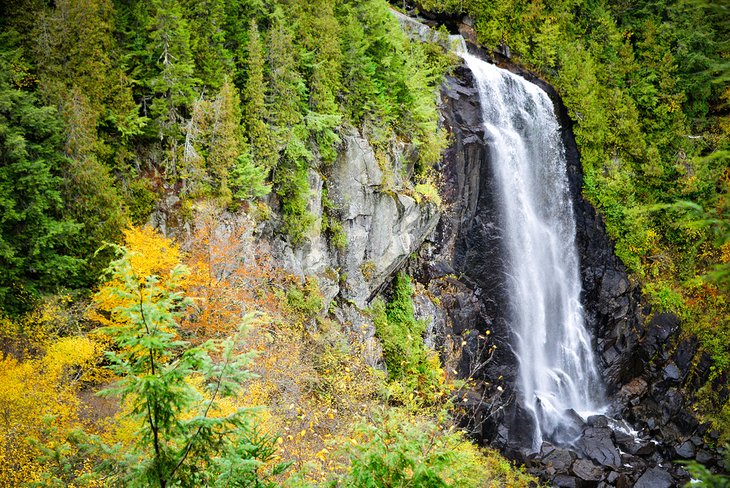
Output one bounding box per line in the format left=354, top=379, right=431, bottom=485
left=0, top=336, right=103, bottom=486
left=89, top=226, right=184, bottom=329
left=122, top=226, right=182, bottom=279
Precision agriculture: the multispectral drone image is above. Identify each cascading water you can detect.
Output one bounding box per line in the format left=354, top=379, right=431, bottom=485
left=460, top=51, right=605, bottom=449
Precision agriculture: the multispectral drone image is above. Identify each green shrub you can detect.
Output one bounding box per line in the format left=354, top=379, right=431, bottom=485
left=372, top=273, right=446, bottom=406
left=285, top=276, right=325, bottom=327
left=336, top=408, right=536, bottom=488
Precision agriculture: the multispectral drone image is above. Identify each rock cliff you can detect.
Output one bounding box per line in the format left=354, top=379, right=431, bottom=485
left=405, top=43, right=726, bottom=486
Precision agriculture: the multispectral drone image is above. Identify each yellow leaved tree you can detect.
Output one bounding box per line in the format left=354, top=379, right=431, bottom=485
left=88, top=225, right=184, bottom=329
left=0, top=335, right=100, bottom=486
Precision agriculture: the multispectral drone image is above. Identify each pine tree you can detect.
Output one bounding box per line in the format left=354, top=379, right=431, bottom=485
left=146, top=0, right=197, bottom=137
left=242, top=19, right=276, bottom=171
left=0, top=51, right=83, bottom=314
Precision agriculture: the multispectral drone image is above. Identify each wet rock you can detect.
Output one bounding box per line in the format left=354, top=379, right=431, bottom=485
left=587, top=415, right=610, bottom=428
left=632, top=439, right=656, bottom=457
left=659, top=389, right=684, bottom=424
left=660, top=426, right=683, bottom=452
left=645, top=313, right=679, bottom=350
left=575, top=427, right=621, bottom=468
left=613, top=429, right=654, bottom=456
left=543, top=447, right=577, bottom=472
left=553, top=474, right=580, bottom=488
left=572, top=459, right=605, bottom=481
left=616, top=377, right=648, bottom=405
left=633, top=467, right=674, bottom=488
left=505, top=400, right=539, bottom=449
left=552, top=409, right=587, bottom=442
left=540, top=442, right=556, bottom=457
left=619, top=453, right=648, bottom=473
left=602, top=346, right=620, bottom=366
left=662, top=362, right=681, bottom=383
left=674, top=440, right=695, bottom=459
left=674, top=411, right=700, bottom=435
left=673, top=337, right=697, bottom=375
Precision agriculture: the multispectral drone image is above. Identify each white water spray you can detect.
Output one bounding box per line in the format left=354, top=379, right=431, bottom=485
left=460, top=51, right=605, bottom=449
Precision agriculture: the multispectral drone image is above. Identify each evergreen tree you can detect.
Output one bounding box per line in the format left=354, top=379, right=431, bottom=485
left=230, top=153, right=271, bottom=201
left=0, top=49, right=83, bottom=314
left=288, top=0, right=343, bottom=164
left=266, top=7, right=314, bottom=242
left=146, top=0, right=197, bottom=139
left=222, top=0, right=265, bottom=90
left=181, top=0, right=231, bottom=90
left=25, top=0, right=134, bottom=287
left=242, top=19, right=276, bottom=171
left=266, top=6, right=306, bottom=148
left=337, top=4, right=379, bottom=125
left=88, top=246, right=288, bottom=487
left=207, top=80, right=244, bottom=200
left=34, top=0, right=142, bottom=159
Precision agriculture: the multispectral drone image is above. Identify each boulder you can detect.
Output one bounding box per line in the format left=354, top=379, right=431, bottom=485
left=696, top=449, right=714, bottom=465
left=572, top=459, right=605, bottom=481
left=633, top=467, right=674, bottom=488
left=662, top=362, right=681, bottom=383
left=674, top=440, right=695, bottom=459
left=553, top=474, right=580, bottom=488
left=543, top=447, right=577, bottom=472
left=575, top=427, right=621, bottom=468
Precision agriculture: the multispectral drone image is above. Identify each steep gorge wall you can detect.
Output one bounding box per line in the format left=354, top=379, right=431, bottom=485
left=406, top=45, right=725, bottom=486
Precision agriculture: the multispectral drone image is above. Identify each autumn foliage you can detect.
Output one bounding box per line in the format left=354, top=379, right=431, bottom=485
left=0, top=222, right=537, bottom=487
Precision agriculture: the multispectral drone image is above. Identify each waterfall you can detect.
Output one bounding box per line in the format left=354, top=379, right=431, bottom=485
left=460, top=52, right=605, bottom=449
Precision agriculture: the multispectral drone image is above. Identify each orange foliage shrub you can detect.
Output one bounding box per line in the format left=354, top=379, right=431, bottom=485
left=180, top=211, right=287, bottom=339
left=173, top=212, right=386, bottom=483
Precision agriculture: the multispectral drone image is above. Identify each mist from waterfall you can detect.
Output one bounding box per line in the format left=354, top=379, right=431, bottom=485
left=460, top=52, right=605, bottom=449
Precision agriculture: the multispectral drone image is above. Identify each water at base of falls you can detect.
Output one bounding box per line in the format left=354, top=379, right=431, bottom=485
left=460, top=51, right=606, bottom=450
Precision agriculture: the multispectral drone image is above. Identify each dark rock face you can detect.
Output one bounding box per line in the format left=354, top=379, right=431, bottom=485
left=634, top=468, right=675, bottom=488
left=575, top=427, right=621, bottom=468
left=572, top=458, right=606, bottom=482
left=414, top=42, right=728, bottom=486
